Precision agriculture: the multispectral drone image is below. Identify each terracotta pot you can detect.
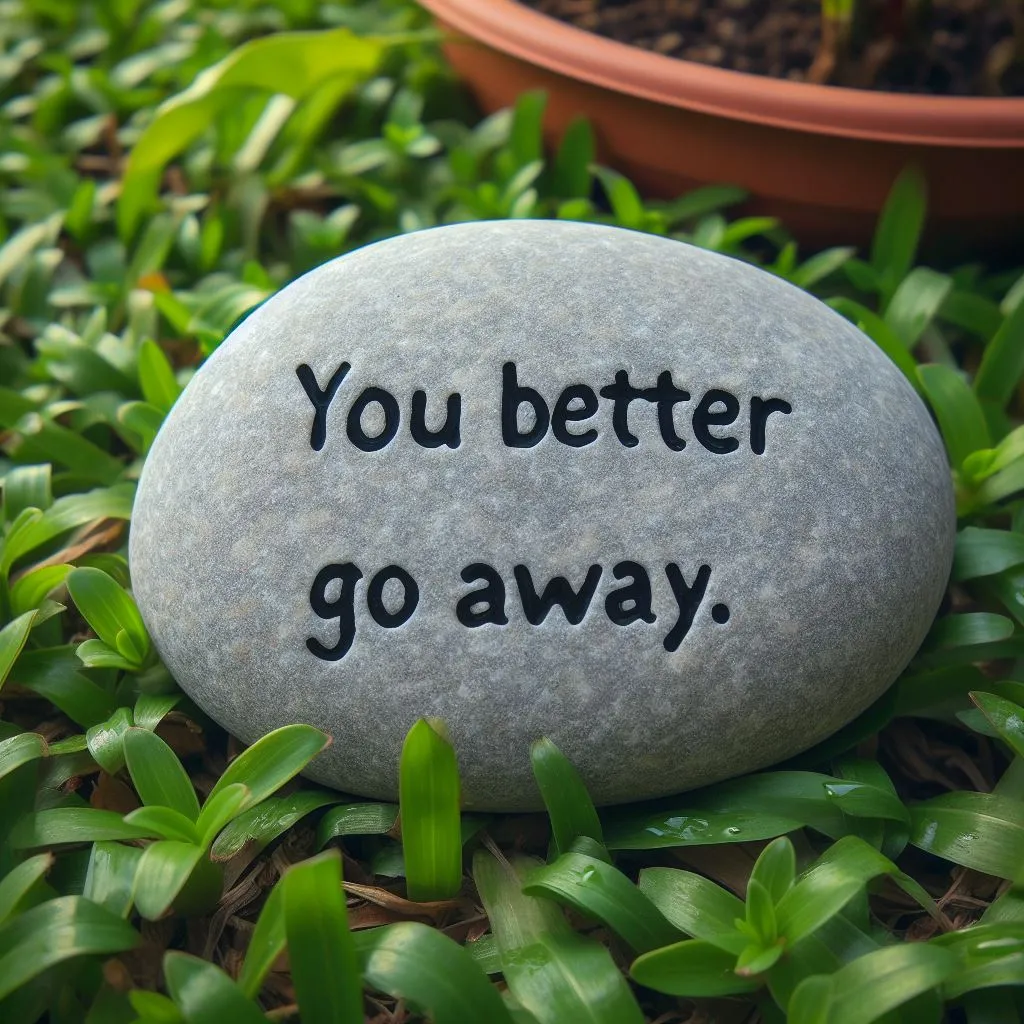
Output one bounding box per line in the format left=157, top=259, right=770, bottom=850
left=418, top=0, right=1024, bottom=256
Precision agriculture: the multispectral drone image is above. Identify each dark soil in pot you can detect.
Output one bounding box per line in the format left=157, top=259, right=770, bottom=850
left=519, top=0, right=1024, bottom=95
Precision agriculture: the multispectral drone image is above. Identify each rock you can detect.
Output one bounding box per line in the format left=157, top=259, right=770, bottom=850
left=129, top=221, right=955, bottom=811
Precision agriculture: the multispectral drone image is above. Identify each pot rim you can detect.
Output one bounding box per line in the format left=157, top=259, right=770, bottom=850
left=418, top=0, right=1024, bottom=147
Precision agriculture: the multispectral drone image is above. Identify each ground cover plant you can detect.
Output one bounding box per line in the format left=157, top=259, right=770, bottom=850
left=1, top=0, right=1024, bottom=1020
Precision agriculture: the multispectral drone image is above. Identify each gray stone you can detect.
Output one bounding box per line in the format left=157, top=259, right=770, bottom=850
left=129, top=220, right=955, bottom=811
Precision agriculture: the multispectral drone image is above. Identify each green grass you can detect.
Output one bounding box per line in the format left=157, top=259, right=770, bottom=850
left=1, top=0, right=1024, bottom=1020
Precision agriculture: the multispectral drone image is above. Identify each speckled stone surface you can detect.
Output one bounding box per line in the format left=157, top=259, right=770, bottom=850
left=130, top=220, right=955, bottom=811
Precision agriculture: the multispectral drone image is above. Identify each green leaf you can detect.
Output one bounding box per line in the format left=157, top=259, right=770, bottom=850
left=0, top=895, right=138, bottom=1002
left=552, top=117, right=594, bottom=199
left=918, top=364, right=991, bottom=471
left=604, top=771, right=899, bottom=849
left=870, top=166, right=927, bottom=305
left=788, top=943, right=957, bottom=1024
left=204, top=723, right=329, bottom=810
left=353, top=922, right=517, bottom=1024
left=213, top=789, right=338, bottom=860
left=0, top=484, right=134, bottom=573
left=118, top=29, right=383, bottom=239
left=9, top=564, right=71, bottom=615
left=774, top=836, right=937, bottom=944
left=0, top=731, right=47, bottom=783
left=119, top=400, right=166, bottom=454
left=12, top=807, right=157, bottom=848
left=884, top=268, right=951, bottom=347
left=790, top=247, right=856, bottom=290
left=2, top=464, right=52, bottom=522
left=237, top=883, right=285, bottom=999
left=934, top=922, right=1024, bottom=999
left=133, top=841, right=207, bottom=920
left=923, top=613, right=1015, bottom=650
left=66, top=567, right=150, bottom=665
left=138, top=340, right=181, bottom=413
left=11, top=412, right=124, bottom=486
left=972, top=692, right=1024, bottom=760
left=84, top=841, right=143, bottom=918
left=124, top=806, right=202, bottom=845
left=195, top=782, right=252, bottom=848
left=282, top=851, right=363, bottom=1024
left=522, top=852, right=681, bottom=954
left=123, top=727, right=201, bottom=821
left=86, top=706, right=135, bottom=774
left=0, top=611, right=37, bottom=691
left=744, top=878, right=777, bottom=943
left=749, top=836, right=796, bottom=904
left=474, top=850, right=644, bottom=1024
left=911, top=791, right=1024, bottom=879
left=133, top=693, right=182, bottom=732
left=631, top=939, right=759, bottom=997
left=163, top=952, right=266, bottom=1024
left=953, top=528, right=1024, bottom=581
left=509, top=89, right=546, bottom=166
left=0, top=853, right=52, bottom=926
left=974, top=287, right=1024, bottom=409
left=593, top=166, right=645, bottom=230
left=530, top=737, right=604, bottom=857
left=637, top=867, right=746, bottom=952
left=399, top=718, right=462, bottom=902
left=317, top=801, right=399, bottom=849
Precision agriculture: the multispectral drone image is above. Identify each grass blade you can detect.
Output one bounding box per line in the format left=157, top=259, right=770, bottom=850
left=973, top=292, right=1024, bottom=409
left=473, top=849, right=644, bottom=1024
left=910, top=792, right=1024, bottom=879
left=522, top=851, right=681, bottom=953
left=212, top=789, right=338, bottom=861
left=353, top=921, right=517, bottom=1024
left=123, top=727, right=201, bottom=821
left=918, top=364, right=991, bottom=471
left=133, top=841, right=208, bottom=920
left=84, top=841, right=143, bottom=918
left=317, top=801, right=399, bottom=848
left=399, top=718, right=462, bottom=902
left=282, top=850, right=363, bottom=1024
left=164, top=952, right=266, bottom=1024
left=0, top=852, right=52, bottom=927
left=0, top=895, right=138, bottom=1001
left=530, top=737, right=604, bottom=856
left=788, top=943, right=957, bottom=1024
left=204, top=723, right=329, bottom=808
left=12, top=807, right=157, bottom=847
left=0, top=732, right=47, bottom=783
left=0, top=611, right=37, bottom=691
left=237, top=882, right=285, bottom=999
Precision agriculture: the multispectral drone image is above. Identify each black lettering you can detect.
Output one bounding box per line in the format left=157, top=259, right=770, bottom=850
left=296, top=362, right=350, bottom=451
left=307, top=562, right=362, bottom=661
left=514, top=564, right=602, bottom=625
left=749, top=397, right=792, bottom=455
left=663, top=563, right=711, bottom=652
left=598, top=370, right=648, bottom=447
left=456, top=563, right=509, bottom=627
left=693, top=389, right=740, bottom=455
left=551, top=385, right=599, bottom=447
left=367, top=565, right=419, bottom=627
left=651, top=370, right=690, bottom=452
left=411, top=390, right=461, bottom=449
left=347, top=387, right=400, bottom=452
left=605, top=561, right=656, bottom=625
left=501, top=362, right=550, bottom=448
